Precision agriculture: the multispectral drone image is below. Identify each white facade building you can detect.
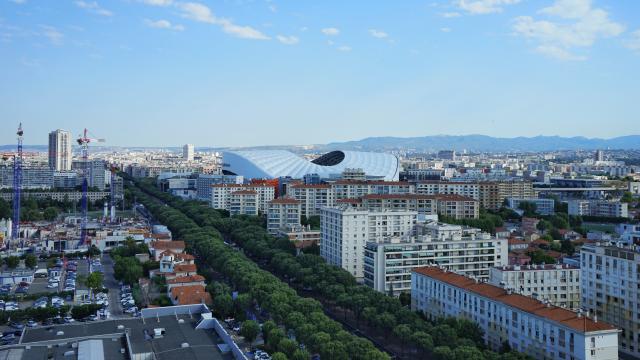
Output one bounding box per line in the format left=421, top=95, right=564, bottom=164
left=412, top=266, right=619, bottom=360
left=581, top=244, right=640, bottom=357
left=415, top=181, right=480, bottom=200
left=320, top=206, right=417, bottom=281
left=568, top=200, right=628, bottom=218
left=364, top=222, right=507, bottom=296
left=266, top=198, right=302, bottom=235
left=507, top=197, right=556, bottom=215
left=287, top=184, right=335, bottom=217
left=489, top=264, right=580, bottom=310
left=211, top=184, right=275, bottom=214
left=48, top=129, right=72, bottom=171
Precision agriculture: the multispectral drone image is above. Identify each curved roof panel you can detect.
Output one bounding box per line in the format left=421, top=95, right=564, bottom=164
left=222, top=150, right=399, bottom=181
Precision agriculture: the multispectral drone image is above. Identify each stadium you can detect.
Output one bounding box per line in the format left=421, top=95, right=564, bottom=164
left=221, top=150, right=400, bottom=181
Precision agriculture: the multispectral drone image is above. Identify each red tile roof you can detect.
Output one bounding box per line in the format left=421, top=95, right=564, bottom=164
left=170, top=285, right=212, bottom=305
left=412, top=266, right=616, bottom=333
left=173, top=263, right=197, bottom=273
left=151, top=240, right=185, bottom=251
left=167, top=274, right=206, bottom=284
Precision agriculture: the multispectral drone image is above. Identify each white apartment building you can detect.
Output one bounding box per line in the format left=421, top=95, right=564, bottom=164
left=320, top=206, right=417, bottom=280
left=415, top=181, right=480, bottom=200
left=364, top=222, right=507, bottom=296
left=266, top=198, right=302, bottom=235
left=287, top=184, right=335, bottom=217
left=580, top=244, right=640, bottom=357
left=412, top=266, right=619, bottom=360
left=489, top=264, right=580, bottom=310
left=330, top=180, right=415, bottom=200
left=211, top=183, right=275, bottom=213
left=195, top=174, right=243, bottom=201
left=341, top=193, right=479, bottom=219
left=630, top=182, right=640, bottom=196
left=507, top=197, right=556, bottom=216
left=48, top=129, right=72, bottom=171
left=568, top=200, right=628, bottom=218
left=183, top=144, right=194, bottom=161
left=228, top=190, right=258, bottom=215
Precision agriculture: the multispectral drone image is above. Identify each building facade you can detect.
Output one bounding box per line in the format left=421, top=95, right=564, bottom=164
left=183, top=144, right=194, bottom=161
left=364, top=223, right=507, bottom=296
left=568, top=200, right=628, bottom=218
left=320, top=206, right=417, bottom=280
left=581, top=244, right=640, bottom=357
left=266, top=198, right=301, bottom=234
left=489, top=264, right=580, bottom=310
left=211, top=183, right=275, bottom=214
left=507, top=197, right=556, bottom=215
left=228, top=190, right=258, bottom=215
left=412, top=266, right=619, bottom=360
left=287, top=184, right=334, bottom=217
left=48, top=129, right=72, bottom=171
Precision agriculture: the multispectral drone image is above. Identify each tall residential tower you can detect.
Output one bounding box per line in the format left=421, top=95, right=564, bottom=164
left=48, top=129, right=72, bottom=171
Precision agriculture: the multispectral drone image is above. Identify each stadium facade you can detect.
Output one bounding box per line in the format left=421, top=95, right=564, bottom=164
left=222, top=150, right=400, bottom=181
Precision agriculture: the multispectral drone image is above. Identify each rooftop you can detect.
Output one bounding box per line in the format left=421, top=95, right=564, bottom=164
left=269, top=198, right=300, bottom=204
left=413, top=266, right=616, bottom=333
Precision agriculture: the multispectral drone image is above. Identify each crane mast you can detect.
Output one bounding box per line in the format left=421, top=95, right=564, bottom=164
left=11, top=123, right=23, bottom=247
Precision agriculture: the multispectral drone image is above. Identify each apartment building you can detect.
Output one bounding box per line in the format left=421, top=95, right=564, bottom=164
left=211, top=183, right=275, bottom=213
left=228, top=190, right=258, bottom=216
left=48, top=129, right=72, bottom=171
left=507, top=197, right=555, bottom=215
left=287, top=183, right=334, bottom=217
left=195, top=174, right=243, bottom=201
left=266, top=198, right=301, bottom=234
left=489, top=264, right=580, bottom=310
left=330, top=180, right=415, bottom=200
left=568, top=200, right=628, bottom=218
left=364, top=222, right=507, bottom=296
left=0, top=165, right=54, bottom=189
left=479, top=181, right=537, bottom=211
left=320, top=206, right=417, bottom=280
left=412, top=266, right=619, bottom=360
left=415, top=181, right=480, bottom=200
left=436, top=194, right=480, bottom=219
left=580, top=244, right=640, bottom=357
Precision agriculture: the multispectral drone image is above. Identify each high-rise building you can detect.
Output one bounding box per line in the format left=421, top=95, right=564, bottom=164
left=581, top=244, right=640, bottom=358
left=320, top=206, right=417, bottom=280
left=266, top=198, right=301, bottom=234
left=183, top=144, right=194, bottom=161
left=595, top=150, right=604, bottom=162
left=48, top=129, right=72, bottom=171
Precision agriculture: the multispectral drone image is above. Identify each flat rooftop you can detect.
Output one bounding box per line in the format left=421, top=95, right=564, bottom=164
left=13, top=314, right=232, bottom=360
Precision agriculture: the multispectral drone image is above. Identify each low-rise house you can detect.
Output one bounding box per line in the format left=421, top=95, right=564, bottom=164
left=170, top=285, right=212, bottom=306
left=149, top=240, right=186, bottom=261
left=166, top=275, right=206, bottom=292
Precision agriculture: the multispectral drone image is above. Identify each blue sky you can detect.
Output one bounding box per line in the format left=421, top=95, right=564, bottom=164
left=1, top=0, right=639, bottom=147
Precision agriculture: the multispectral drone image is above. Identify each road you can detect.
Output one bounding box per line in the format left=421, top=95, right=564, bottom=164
left=101, top=254, right=123, bottom=317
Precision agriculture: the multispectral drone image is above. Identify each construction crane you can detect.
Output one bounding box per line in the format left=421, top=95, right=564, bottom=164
left=11, top=124, right=23, bottom=248
left=76, top=129, right=105, bottom=247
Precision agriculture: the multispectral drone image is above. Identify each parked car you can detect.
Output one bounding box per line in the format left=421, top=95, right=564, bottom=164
left=9, top=322, right=24, bottom=330
left=26, top=320, right=38, bottom=328
left=63, top=316, right=74, bottom=323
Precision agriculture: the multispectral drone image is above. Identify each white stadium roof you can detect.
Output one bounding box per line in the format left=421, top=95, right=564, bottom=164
left=222, top=150, right=400, bottom=181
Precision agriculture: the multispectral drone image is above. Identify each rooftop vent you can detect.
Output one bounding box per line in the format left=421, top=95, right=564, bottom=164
left=117, top=325, right=125, bottom=330
left=181, top=343, right=190, bottom=348
left=154, top=328, right=166, bottom=338
left=56, top=331, right=64, bottom=336
left=178, top=319, right=185, bottom=324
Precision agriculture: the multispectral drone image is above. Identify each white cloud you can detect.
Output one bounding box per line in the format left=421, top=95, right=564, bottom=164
left=10, top=0, right=27, bottom=4
left=337, top=45, right=351, bottom=52
left=75, top=1, right=113, bottom=16
left=321, top=27, right=339, bottom=36
left=276, top=35, right=298, bottom=45
left=624, top=30, right=640, bottom=52
left=144, top=19, right=184, bottom=31
left=441, top=12, right=461, bottom=18
left=177, top=2, right=269, bottom=40
left=140, top=0, right=173, bottom=6
left=40, top=25, right=63, bottom=45
left=512, top=0, right=624, bottom=61
left=368, top=29, right=388, bottom=39
left=456, top=0, right=520, bottom=15
left=268, top=4, right=277, bottom=13
left=535, top=45, right=586, bottom=60
left=440, top=27, right=452, bottom=32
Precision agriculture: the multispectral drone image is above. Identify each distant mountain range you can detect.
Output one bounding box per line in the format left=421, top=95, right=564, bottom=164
left=321, top=135, right=640, bottom=152
left=1, top=135, right=639, bottom=153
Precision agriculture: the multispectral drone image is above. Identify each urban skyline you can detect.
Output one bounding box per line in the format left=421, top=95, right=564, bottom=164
left=1, top=0, right=640, bottom=147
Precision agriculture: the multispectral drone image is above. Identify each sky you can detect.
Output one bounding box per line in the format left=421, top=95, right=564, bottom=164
left=0, top=0, right=639, bottom=147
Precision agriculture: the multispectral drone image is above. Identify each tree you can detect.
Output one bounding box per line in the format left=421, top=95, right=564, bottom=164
left=398, top=292, right=411, bottom=307
left=621, top=191, right=634, bottom=203
left=560, top=240, right=575, bottom=255
left=291, top=349, right=311, bottom=360
left=24, top=254, right=37, bottom=269
left=85, top=272, right=104, bottom=292
left=240, top=320, right=260, bottom=349
left=87, top=245, right=101, bottom=257
left=0, top=198, right=11, bottom=219
left=393, top=324, right=412, bottom=357
left=5, top=256, right=20, bottom=269
left=278, top=338, right=299, bottom=358
left=517, top=201, right=537, bottom=216
left=271, top=353, right=288, bottom=360
left=213, top=294, right=234, bottom=318
left=43, top=207, right=59, bottom=221
left=113, top=256, right=143, bottom=285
